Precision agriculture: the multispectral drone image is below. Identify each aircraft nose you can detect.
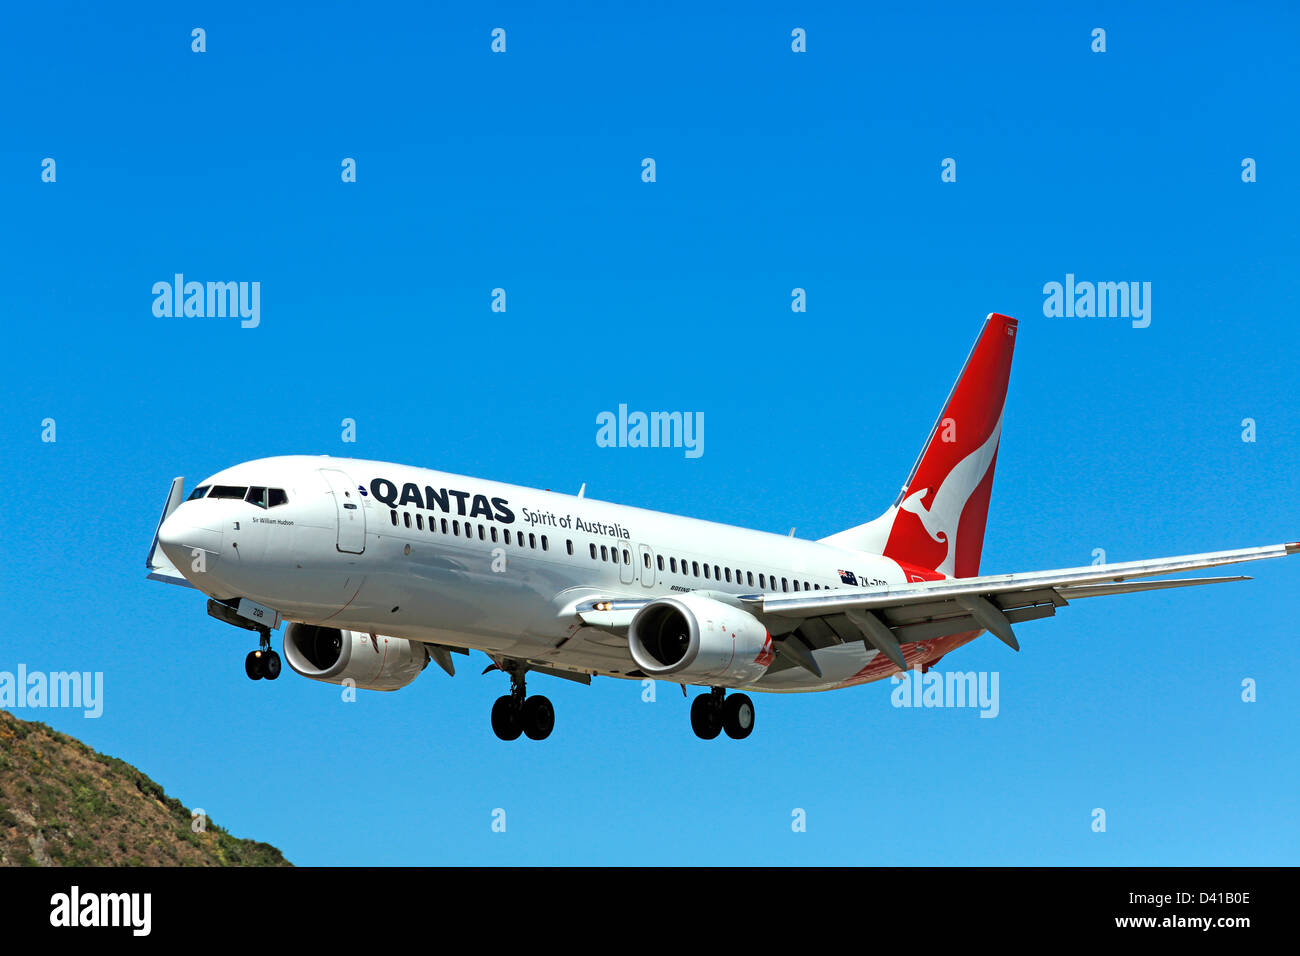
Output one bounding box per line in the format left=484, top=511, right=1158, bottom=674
left=157, top=509, right=223, bottom=573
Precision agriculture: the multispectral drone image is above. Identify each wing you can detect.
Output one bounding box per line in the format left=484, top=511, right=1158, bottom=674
left=740, top=542, right=1299, bottom=675
left=568, top=543, right=1297, bottom=678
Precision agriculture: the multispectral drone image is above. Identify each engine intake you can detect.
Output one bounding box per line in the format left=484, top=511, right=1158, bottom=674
left=628, top=594, right=773, bottom=685
left=282, top=623, right=430, bottom=692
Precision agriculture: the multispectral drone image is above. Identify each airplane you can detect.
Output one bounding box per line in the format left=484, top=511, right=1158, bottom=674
left=145, top=313, right=1297, bottom=740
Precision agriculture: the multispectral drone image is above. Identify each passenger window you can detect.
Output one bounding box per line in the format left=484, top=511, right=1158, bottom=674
left=541, top=535, right=548, bottom=551
left=566, top=539, right=573, bottom=555
left=529, top=533, right=537, bottom=549
left=601, top=545, right=608, bottom=561
left=590, top=543, right=597, bottom=559
left=703, top=564, right=711, bottom=579
left=390, top=510, right=398, bottom=526
left=504, top=529, right=511, bottom=544
left=692, top=561, right=699, bottom=577
left=404, top=513, right=411, bottom=528
left=644, top=553, right=651, bottom=568
left=441, top=519, right=449, bottom=534
left=453, top=520, right=460, bottom=535
left=793, top=580, right=800, bottom=591
left=670, top=557, right=677, bottom=573
left=187, top=485, right=210, bottom=501
left=479, top=525, right=486, bottom=540
left=268, top=488, right=288, bottom=507
left=491, top=527, right=498, bottom=542
left=725, top=568, right=732, bottom=583
left=622, top=549, right=630, bottom=564
left=782, top=578, right=789, bottom=592
left=657, top=555, right=664, bottom=571
left=747, top=572, right=754, bottom=587
left=804, top=581, right=810, bottom=591
left=416, top=514, right=424, bottom=531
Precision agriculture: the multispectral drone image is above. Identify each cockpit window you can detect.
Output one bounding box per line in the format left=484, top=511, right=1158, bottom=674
left=203, top=484, right=286, bottom=506
left=187, top=485, right=209, bottom=501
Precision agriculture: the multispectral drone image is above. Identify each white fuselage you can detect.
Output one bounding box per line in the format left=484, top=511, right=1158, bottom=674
left=157, top=455, right=962, bottom=692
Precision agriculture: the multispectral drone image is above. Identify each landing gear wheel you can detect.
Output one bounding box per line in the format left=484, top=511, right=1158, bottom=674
left=690, top=693, right=723, bottom=739
left=263, top=650, right=282, bottom=681
left=723, top=693, right=755, bottom=739
left=491, top=695, right=522, bottom=741
left=245, top=650, right=264, bottom=680
left=521, top=695, right=555, bottom=740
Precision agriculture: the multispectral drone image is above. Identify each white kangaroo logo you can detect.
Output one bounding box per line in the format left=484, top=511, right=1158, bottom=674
left=898, top=410, right=1004, bottom=577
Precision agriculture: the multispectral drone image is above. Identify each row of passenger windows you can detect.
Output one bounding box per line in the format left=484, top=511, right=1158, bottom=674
left=390, top=509, right=553, bottom=552
left=188, top=484, right=289, bottom=509
left=390, top=509, right=830, bottom=593
left=644, top=547, right=825, bottom=593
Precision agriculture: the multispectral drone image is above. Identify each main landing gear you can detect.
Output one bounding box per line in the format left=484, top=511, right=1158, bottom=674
left=690, top=688, right=754, bottom=740
left=490, top=665, right=554, bottom=741
left=244, top=629, right=281, bottom=681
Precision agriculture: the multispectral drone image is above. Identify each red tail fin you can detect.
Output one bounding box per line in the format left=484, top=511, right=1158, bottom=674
left=821, top=314, right=1018, bottom=579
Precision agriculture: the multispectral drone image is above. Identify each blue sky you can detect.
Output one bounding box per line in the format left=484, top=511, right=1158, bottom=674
left=1, top=1, right=1297, bottom=865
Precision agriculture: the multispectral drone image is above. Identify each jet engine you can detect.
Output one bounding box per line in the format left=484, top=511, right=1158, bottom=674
left=627, top=594, right=773, bottom=684
left=282, top=623, right=430, bottom=692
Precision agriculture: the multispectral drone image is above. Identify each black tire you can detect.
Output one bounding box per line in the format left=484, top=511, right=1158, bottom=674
left=491, top=695, right=522, bottom=741
left=263, top=650, right=282, bottom=681
left=522, top=695, right=555, bottom=740
left=723, top=693, right=755, bottom=739
left=690, top=694, right=722, bottom=740
left=245, top=651, right=264, bottom=681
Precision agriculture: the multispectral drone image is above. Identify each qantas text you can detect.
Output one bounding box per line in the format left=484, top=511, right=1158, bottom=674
left=369, top=478, right=515, bottom=523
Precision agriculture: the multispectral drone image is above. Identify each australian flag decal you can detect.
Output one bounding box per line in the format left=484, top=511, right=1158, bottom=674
left=838, top=569, right=858, bottom=585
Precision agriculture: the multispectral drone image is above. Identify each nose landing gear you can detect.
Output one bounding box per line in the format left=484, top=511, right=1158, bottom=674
left=244, top=629, right=281, bottom=681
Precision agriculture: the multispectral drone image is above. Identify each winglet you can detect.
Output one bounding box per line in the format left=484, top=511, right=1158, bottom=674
left=146, top=477, right=185, bottom=572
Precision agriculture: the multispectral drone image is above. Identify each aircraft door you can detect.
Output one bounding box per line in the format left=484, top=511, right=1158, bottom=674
left=319, top=468, right=366, bottom=554
left=638, top=543, right=655, bottom=587
left=618, top=542, right=636, bottom=585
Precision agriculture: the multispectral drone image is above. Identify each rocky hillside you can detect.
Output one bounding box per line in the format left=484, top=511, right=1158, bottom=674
left=0, top=709, right=289, bottom=866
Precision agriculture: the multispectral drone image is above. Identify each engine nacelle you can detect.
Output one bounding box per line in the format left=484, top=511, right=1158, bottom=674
left=282, top=623, right=430, bottom=692
left=628, top=594, right=774, bottom=684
